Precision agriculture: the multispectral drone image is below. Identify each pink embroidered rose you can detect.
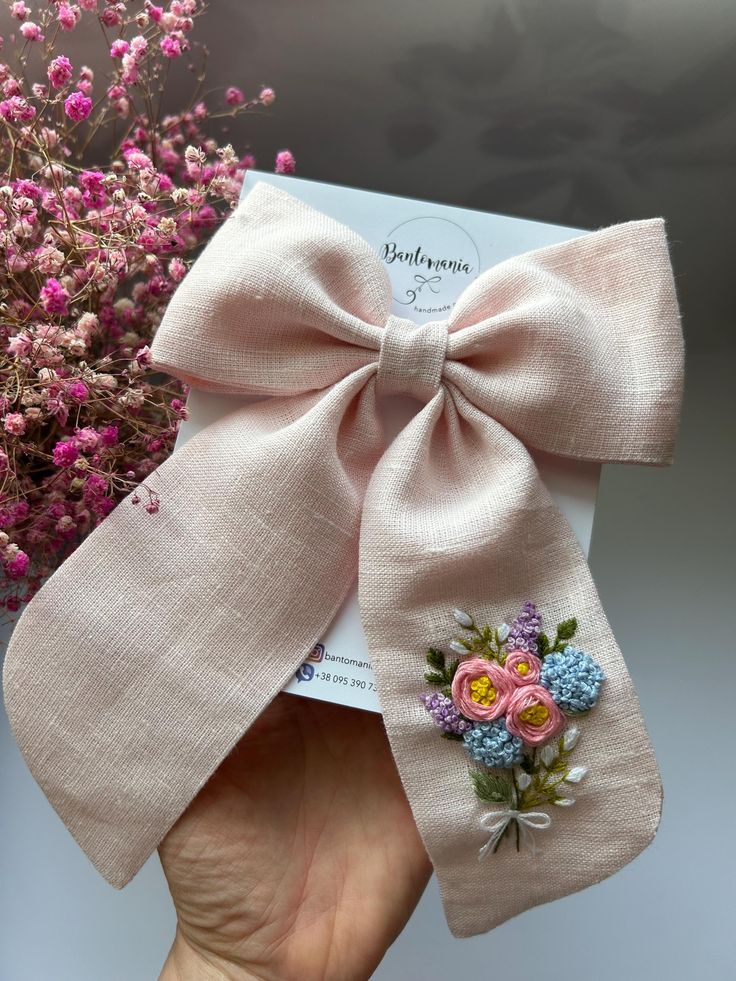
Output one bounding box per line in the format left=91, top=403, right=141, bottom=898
left=451, top=657, right=514, bottom=722
left=504, top=650, right=542, bottom=686
left=505, top=685, right=565, bottom=746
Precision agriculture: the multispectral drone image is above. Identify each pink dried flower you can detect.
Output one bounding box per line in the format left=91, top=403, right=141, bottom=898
left=168, top=257, right=186, bottom=282
left=40, top=278, right=69, bottom=315
left=120, top=54, right=139, bottom=85
left=100, top=5, right=122, bottom=27
left=57, top=4, right=81, bottom=32
left=76, top=312, right=99, bottom=334
left=160, top=35, right=184, bottom=58
left=0, top=0, right=283, bottom=617
left=135, top=344, right=152, bottom=367
left=259, top=87, right=275, bottom=106
left=99, top=425, right=119, bottom=446
left=225, top=86, right=245, bottom=106
left=74, top=428, right=100, bottom=452
left=83, top=473, right=108, bottom=498
left=52, top=440, right=79, bottom=468
left=129, top=35, right=148, bottom=59
left=0, top=96, right=35, bottom=123
left=6, top=550, right=30, bottom=578
left=67, top=381, right=89, bottom=401
left=125, top=150, right=153, bottom=171
left=3, top=412, right=26, bottom=436
left=275, top=149, right=296, bottom=174
left=48, top=55, right=73, bottom=89
left=64, top=90, right=93, bottom=121
left=19, top=21, right=44, bottom=42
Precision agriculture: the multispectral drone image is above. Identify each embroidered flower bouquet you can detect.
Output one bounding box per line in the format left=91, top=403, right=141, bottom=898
left=421, top=602, right=605, bottom=856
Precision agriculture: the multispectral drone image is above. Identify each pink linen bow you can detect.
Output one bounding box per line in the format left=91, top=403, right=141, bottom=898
left=2, top=181, right=684, bottom=937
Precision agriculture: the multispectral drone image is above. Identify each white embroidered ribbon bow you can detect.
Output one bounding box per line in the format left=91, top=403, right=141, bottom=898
left=479, top=809, right=553, bottom=859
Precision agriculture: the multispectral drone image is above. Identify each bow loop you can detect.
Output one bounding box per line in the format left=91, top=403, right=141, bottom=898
left=444, top=218, right=684, bottom=464
left=376, top=315, right=448, bottom=403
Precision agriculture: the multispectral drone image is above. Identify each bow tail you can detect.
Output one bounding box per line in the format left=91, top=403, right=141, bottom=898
left=2, top=367, right=382, bottom=888
left=358, top=384, right=663, bottom=939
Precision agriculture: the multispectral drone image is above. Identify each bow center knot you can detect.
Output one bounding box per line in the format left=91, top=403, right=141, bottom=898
left=376, top=314, right=448, bottom=403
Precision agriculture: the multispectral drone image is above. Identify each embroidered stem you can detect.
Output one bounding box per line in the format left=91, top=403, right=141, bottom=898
left=516, top=732, right=582, bottom=811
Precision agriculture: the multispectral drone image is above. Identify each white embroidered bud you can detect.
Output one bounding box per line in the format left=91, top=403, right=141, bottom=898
left=449, top=640, right=468, bottom=656
left=554, top=798, right=575, bottom=807
left=540, top=743, right=558, bottom=767
left=515, top=771, right=531, bottom=791
left=497, top=623, right=510, bottom=643
left=564, top=767, right=587, bottom=784
left=562, top=726, right=580, bottom=751
left=452, top=608, right=474, bottom=628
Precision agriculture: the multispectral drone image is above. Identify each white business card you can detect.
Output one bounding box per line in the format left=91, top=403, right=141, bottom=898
left=175, top=171, right=600, bottom=714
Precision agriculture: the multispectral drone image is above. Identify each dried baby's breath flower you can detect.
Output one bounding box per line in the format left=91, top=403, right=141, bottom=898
left=0, top=0, right=294, bottom=622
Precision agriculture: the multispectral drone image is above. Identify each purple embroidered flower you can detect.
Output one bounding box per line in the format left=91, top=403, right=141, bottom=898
left=504, top=601, right=542, bottom=655
left=419, top=691, right=472, bottom=736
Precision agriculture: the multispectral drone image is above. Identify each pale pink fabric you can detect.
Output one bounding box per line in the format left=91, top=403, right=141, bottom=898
left=2, top=182, right=684, bottom=937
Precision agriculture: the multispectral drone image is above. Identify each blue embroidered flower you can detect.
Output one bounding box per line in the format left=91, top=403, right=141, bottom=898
left=540, top=645, right=605, bottom=714
left=463, top=719, right=524, bottom=769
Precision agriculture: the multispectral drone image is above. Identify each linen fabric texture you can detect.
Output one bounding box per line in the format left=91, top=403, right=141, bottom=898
left=2, top=181, right=684, bottom=937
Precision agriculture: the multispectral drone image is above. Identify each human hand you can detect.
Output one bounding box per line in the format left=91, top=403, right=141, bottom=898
left=158, top=693, right=432, bottom=981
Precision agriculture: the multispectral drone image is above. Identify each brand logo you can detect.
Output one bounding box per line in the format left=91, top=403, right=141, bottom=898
left=380, top=216, right=480, bottom=317
left=307, top=643, right=325, bottom=663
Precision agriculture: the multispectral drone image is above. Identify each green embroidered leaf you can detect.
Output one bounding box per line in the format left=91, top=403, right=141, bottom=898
left=425, top=649, right=460, bottom=688
left=470, top=769, right=514, bottom=805
left=554, top=618, right=577, bottom=646
left=537, top=633, right=550, bottom=657
left=424, top=670, right=446, bottom=686
left=441, top=731, right=465, bottom=742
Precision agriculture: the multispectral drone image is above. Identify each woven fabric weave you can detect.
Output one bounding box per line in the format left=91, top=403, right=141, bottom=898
left=2, top=182, right=684, bottom=937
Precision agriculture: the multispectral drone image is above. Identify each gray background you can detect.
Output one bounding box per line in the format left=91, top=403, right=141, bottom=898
left=2, top=0, right=735, bottom=977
